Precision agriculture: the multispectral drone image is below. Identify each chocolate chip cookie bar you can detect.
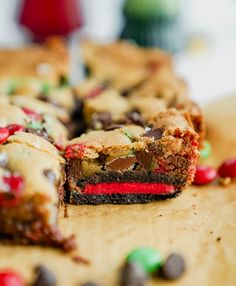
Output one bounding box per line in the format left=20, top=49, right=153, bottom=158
left=0, top=37, right=69, bottom=92
left=73, top=79, right=204, bottom=145
left=0, top=132, right=75, bottom=250
left=0, top=103, right=68, bottom=148
left=66, top=109, right=199, bottom=204
left=0, top=37, right=75, bottom=116
left=82, top=41, right=172, bottom=91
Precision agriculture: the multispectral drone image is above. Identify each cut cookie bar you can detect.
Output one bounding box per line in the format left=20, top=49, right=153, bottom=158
left=65, top=109, right=199, bottom=204
left=0, top=132, right=75, bottom=251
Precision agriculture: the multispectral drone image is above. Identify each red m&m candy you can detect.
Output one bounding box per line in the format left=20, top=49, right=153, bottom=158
left=193, top=165, right=217, bottom=185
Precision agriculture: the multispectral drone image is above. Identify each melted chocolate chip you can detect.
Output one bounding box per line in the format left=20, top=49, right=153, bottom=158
left=91, top=112, right=112, bottom=130
left=143, top=128, right=163, bottom=140
left=71, top=98, right=83, bottom=120
left=26, top=127, right=50, bottom=141
left=120, top=262, right=148, bottom=286
left=126, top=110, right=145, bottom=127
left=135, top=151, right=153, bottom=169
left=33, top=265, right=56, bottom=286
left=104, top=124, right=124, bottom=131
left=121, top=88, right=132, bottom=97
left=67, top=159, right=82, bottom=178
left=43, top=169, right=56, bottom=184
left=159, top=253, right=186, bottom=280
left=107, top=156, right=137, bottom=171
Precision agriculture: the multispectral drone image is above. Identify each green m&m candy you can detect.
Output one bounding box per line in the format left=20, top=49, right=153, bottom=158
left=200, top=141, right=212, bottom=159
left=126, top=247, right=162, bottom=273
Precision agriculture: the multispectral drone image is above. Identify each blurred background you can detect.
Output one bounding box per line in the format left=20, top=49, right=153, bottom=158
left=0, top=0, right=236, bottom=105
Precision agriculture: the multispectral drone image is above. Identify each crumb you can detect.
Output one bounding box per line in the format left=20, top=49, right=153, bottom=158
left=216, top=237, right=221, bottom=242
left=192, top=193, right=197, bottom=197
left=194, top=212, right=197, bottom=215
left=158, top=214, right=162, bottom=217
left=64, top=204, right=69, bottom=218
left=210, top=231, right=213, bottom=234
left=72, top=255, right=90, bottom=265
left=218, top=177, right=231, bottom=187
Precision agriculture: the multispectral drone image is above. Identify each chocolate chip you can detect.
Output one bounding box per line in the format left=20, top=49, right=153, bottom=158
left=107, top=156, right=137, bottom=171
left=135, top=151, right=153, bottom=169
left=120, top=262, right=148, bottom=286
left=33, top=265, right=56, bottom=286
left=143, top=128, right=163, bottom=140
left=159, top=253, right=185, bottom=280
left=67, top=159, right=82, bottom=177
left=126, top=111, right=145, bottom=127
left=43, top=169, right=56, bottom=184
left=26, top=127, right=50, bottom=142
left=121, top=88, right=132, bottom=97
left=104, top=124, right=124, bottom=131
left=91, top=112, right=112, bottom=130
left=0, top=152, right=8, bottom=167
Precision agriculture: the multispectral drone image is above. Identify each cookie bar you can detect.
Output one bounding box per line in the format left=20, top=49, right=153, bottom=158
left=0, top=103, right=68, bottom=148
left=0, top=132, right=75, bottom=250
left=82, top=41, right=172, bottom=92
left=0, top=38, right=75, bottom=116
left=79, top=41, right=205, bottom=143
left=0, top=37, right=69, bottom=91
left=73, top=79, right=205, bottom=145
left=65, top=109, right=199, bottom=204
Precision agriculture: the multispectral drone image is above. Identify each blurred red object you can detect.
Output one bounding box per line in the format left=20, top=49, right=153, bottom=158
left=19, top=0, right=83, bottom=41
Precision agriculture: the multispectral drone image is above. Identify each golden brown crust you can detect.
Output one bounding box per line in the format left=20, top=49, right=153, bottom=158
left=83, top=90, right=130, bottom=122
left=0, top=142, right=62, bottom=203
left=10, top=95, right=69, bottom=123
left=0, top=37, right=69, bottom=86
left=7, top=132, right=65, bottom=163
left=82, top=40, right=172, bottom=91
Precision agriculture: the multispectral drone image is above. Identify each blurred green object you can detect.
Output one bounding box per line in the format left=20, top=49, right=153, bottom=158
left=200, top=141, right=212, bottom=159
left=124, top=0, right=181, bottom=18
left=121, top=0, right=185, bottom=52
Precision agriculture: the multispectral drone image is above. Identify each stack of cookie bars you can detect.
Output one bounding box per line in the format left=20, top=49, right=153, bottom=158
left=0, top=38, right=204, bottom=249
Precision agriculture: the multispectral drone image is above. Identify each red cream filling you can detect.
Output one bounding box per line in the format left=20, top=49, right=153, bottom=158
left=82, top=182, right=176, bottom=195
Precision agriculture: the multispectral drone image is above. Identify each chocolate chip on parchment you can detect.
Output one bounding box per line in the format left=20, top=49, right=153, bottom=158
left=159, top=253, right=185, bottom=280
left=120, top=262, right=148, bottom=286
left=143, top=128, right=163, bottom=140
left=32, top=265, right=56, bottom=286
left=43, top=169, right=56, bottom=184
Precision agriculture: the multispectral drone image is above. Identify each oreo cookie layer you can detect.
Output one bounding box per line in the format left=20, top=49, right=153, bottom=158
left=70, top=190, right=181, bottom=205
